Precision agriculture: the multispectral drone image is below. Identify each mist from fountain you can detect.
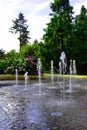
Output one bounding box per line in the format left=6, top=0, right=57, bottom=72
left=51, top=60, right=54, bottom=86
left=73, top=60, right=77, bottom=75
left=15, top=69, right=18, bottom=85
left=37, top=58, right=42, bottom=95
left=24, top=72, right=28, bottom=88
left=68, top=59, right=73, bottom=92
left=66, top=59, right=77, bottom=93
left=57, top=51, right=67, bottom=90
left=60, top=51, right=67, bottom=74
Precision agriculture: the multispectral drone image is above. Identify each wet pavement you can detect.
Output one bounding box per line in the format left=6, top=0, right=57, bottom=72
left=0, top=78, right=87, bottom=129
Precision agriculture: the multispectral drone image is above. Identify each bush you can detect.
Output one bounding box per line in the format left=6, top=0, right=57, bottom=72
left=0, top=60, right=7, bottom=74
left=5, top=56, right=38, bottom=75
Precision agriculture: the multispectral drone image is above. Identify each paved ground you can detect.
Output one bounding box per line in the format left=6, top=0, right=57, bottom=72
left=0, top=78, right=87, bottom=130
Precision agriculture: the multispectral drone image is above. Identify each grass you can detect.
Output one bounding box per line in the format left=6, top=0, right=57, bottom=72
left=0, top=75, right=39, bottom=80
left=0, top=73, right=87, bottom=80
left=44, top=73, right=87, bottom=79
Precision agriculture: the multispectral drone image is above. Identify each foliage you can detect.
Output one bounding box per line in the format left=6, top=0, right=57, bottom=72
left=9, top=12, right=30, bottom=50
left=41, top=0, right=87, bottom=74
left=0, top=49, right=6, bottom=73
left=42, top=0, right=73, bottom=72
left=0, top=48, right=39, bottom=75
left=32, top=41, right=41, bottom=58
left=20, top=44, right=33, bottom=58
left=0, top=50, right=18, bottom=74
left=0, top=38, right=44, bottom=75
left=72, top=5, right=87, bottom=74
left=5, top=57, right=37, bottom=75
left=0, top=49, right=5, bottom=59
left=0, top=1, right=87, bottom=74
left=20, top=42, right=41, bottom=59
left=0, top=60, right=7, bottom=74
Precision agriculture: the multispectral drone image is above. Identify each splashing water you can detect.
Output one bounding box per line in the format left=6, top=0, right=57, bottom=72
left=24, top=72, right=28, bottom=87
left=15, top=69, right=18, bottom=85
left=51, top=60, right=54, bottom=85
left=37, top=58, right=42, bottom=95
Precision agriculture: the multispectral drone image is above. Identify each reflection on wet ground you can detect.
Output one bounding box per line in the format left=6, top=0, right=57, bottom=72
left=0, top=78, right=87, bottom=129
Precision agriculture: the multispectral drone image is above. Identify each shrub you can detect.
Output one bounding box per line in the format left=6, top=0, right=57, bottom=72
left=5, top=56, right=38, bottom=75
left=0, top=60, right=7, bottom=74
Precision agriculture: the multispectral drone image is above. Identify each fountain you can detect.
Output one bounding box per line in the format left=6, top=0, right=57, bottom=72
left=0, top=75, right=87, bottom=130
left=24, top=72, right=28, bottom=87
left=37, top=58, right=42, bottom=95
left=15, top=69, right=18, bottom=85
left=67, top=59, right=73, bottom=92
left=59, top=61, right=62, bottom=75
left=73, top=60, right=77, bottom=75
left=51, top=60, right=54, bottom=86
left=65, top=59, right=78, bottom=93
left=57, top=51, right=78, bottom=93
left=57, top=51, right=66, bottom=90
left=0, top=57, right=87, bottom=130
left=60, top=51, right=67, bottom=74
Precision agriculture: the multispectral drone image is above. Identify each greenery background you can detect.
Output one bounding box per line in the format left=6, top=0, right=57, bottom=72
left=0, top=0, right=87, bottom=75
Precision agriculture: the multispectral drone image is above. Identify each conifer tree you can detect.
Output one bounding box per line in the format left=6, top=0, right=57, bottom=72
left=10, top=12, right=30, bottom=50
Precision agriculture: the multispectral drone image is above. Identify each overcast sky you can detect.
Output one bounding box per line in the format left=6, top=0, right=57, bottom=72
left=0, top=0, right=87, bottom=52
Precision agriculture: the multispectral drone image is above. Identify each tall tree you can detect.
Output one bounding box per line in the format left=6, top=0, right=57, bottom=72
left=73, top=5, right=87, bottom=74
left=42, top=0, right=73, bottom=71
left=9, top=12, right=30, bottom=50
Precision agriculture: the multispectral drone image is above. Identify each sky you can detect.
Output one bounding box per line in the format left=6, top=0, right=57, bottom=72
left=0, top=0, right=87, bottom=52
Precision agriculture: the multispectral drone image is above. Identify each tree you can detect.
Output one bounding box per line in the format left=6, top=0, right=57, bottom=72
left=0, top=49, right=5, bottom=73
left=73, top=5, right=87, bottom=74
left=49, top=0, right=73, bottom=52
left=0, top=49, right=5, bottom=59
left=42, top=0, right=73, bottom=72
left=9, top=12, right=30, bottom=50
left=20, top=42, right=41, bottom=59
left=20, top=44, right=34, bottom=58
